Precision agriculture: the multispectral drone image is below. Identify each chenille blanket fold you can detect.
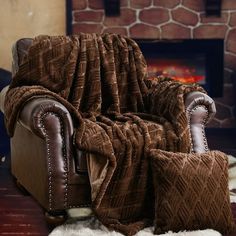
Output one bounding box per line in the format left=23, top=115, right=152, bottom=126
left=4, top=33, right=205, bottom=236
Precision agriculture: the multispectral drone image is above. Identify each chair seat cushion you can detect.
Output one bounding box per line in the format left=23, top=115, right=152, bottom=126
left=84, top=115, right=168, bottom=200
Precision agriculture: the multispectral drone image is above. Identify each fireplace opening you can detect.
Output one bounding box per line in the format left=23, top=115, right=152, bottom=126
left=136, top=39, right=224, bottom=97
left=147, top=55, right=206, bottom=84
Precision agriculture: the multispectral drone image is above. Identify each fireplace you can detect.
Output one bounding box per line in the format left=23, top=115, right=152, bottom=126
left=136, top=39, right=224, bottom=97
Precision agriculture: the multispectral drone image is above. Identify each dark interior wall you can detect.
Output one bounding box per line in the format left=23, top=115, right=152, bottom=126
left=0, top=69, right=11, bottom=156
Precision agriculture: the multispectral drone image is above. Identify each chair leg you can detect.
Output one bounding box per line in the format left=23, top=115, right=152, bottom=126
left=45, top=210, right=67, bottom=226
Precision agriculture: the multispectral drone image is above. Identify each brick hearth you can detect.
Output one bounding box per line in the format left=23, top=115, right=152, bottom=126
left=71, top=0, right=236, bottom=128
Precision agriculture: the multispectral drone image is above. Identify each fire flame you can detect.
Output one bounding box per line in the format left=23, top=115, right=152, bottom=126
left=147, top=60, right=205, bottom=84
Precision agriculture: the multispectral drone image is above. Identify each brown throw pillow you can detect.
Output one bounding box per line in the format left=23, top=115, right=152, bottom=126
left=150, top=149, right=235, bottom=235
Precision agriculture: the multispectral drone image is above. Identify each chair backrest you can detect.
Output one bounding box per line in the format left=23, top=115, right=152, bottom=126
left=12, top=38, right=33, bottom=76
left=11, top=36, right=148, bottom=114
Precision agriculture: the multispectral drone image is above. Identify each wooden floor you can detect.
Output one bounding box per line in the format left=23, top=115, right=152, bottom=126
left=0, top=156, right=50, bottom=235
left=0, top=128, right=236, bottom=235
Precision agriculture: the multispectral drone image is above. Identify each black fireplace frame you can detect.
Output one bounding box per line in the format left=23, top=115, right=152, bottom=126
left=136, top=39, right=224, bottom=97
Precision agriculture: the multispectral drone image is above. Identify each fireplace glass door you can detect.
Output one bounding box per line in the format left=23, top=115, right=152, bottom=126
left=137, top=39, right=224, bottom=97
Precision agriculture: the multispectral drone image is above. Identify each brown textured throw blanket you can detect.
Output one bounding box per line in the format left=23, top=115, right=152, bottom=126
left=4, top=34, right=205, bottom=236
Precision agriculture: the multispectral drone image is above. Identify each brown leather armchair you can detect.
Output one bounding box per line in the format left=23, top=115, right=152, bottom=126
left=0, top=38, right=216, bottom=223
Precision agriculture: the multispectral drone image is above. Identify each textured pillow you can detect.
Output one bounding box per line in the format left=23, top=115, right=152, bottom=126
left=150, top=149, right=235, bottom=235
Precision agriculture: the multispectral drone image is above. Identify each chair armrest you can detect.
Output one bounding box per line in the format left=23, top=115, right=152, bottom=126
left=10, top=97, right=88, bottom=210
left=185, top=91, right=216, bottom=153
left=146, top=78, right=208, bottom=152
left=18, top=97, right=74, bottom=139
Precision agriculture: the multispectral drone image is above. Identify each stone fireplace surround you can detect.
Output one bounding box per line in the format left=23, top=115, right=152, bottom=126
left=70, top=0, right=236, bottom=128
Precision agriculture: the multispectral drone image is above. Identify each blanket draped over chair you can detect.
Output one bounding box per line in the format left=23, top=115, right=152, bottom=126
left=4, top=33, right=205, bottom=236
